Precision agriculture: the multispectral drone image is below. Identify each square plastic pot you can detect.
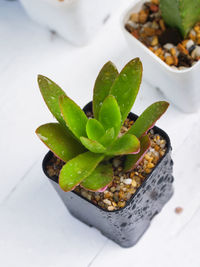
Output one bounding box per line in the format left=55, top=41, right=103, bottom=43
left=19, top=0, right=122, bottom=46
left=121, top=0, right=200, bottom=113
left=42, top=102, right=174, bottom=248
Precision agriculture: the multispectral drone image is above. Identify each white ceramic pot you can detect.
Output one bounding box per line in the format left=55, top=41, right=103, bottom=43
left=20, top=0, right=122, bottom=46
left=121, top=0, right=200, bottom=113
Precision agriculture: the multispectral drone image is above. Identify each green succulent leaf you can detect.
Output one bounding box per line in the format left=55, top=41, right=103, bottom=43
left=37, top=75, right=67, bottom=129
left=160, top=0, right=200, bottom=37
left=36, top=123, right=85, bottom=162
left=59, top=95, right=88, bottom=139
left=100, top=128, right=115, bottom=147
left=59, top=152, right=104, bottom=192
left=124, top=135, right=150, bottom=171
left=37, top=59, right=170, bottom=193
left=81, top=163, right=113, bottom=191
left=106, top=134, right=140, bottom=156
left=93, top=61, right=118, bottom=119
left=86, top=119, right=105, bottom=142
left=127, top=101, right=169, bottom=138
left=110, top=58, right=142, bottom=123
left=80, top=137, right=106, bottom=153
left=99, top=95, right=121, bottom=138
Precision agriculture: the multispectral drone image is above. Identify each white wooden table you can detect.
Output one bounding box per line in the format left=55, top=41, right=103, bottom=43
left=0, top=1, right=200, bottom=266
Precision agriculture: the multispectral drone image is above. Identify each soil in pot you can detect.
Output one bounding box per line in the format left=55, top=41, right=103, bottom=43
left=45, top=113, right=167, bottom=212
left=125, top=0, right=200, bottom=70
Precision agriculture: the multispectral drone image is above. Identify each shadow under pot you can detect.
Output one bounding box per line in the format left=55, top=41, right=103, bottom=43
left=42, top=102, right=174, bottom=248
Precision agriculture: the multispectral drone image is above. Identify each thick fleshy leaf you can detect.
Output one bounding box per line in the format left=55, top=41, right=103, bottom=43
left=37, top=75, right=67, bottom=129
left=93, top=61, right=118, bottom=119
left=86, top=119, right=105, bottom=142
left=160, top=0, right=200, bottom=38
left=124, top=135, right=151, bottom=171
left=80, top=137, right=106, bottom=153
left=99, top=95, right=121, bottom=138
left=59, top=152, right=104, bottom=191
left=127, top=101, right=169, bottom=138
left=59, top=96, right=88, bottom=139
left=100, top=128, right=115, bottom=147
left=36, top=123, right=85, bottom=162
left=106, top=134, right=140, bottom=156
left=110, top=58, right=142, bottom=123
left=81, top=163, right=113, bottom=191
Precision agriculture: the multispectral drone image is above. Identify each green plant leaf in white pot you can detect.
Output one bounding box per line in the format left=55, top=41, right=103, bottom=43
left=122, top=0, right=200, bottom=113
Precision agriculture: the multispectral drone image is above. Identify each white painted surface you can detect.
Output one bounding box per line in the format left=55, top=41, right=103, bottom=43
left=0, top=1, right=200, bottom=267
left=19, top=0, right=125, bottom=45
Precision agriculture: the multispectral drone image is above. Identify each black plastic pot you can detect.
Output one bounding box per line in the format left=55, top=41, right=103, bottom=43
left=42, top=102, right=174, bottom=248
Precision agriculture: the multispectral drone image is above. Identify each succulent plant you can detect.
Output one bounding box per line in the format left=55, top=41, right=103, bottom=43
left=160, top=0, right=200, bottom=38
left=36, top=58, right=169, bottom=192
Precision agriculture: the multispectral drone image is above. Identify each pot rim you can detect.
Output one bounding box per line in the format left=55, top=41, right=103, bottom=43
left=43, top=101, right=172, bottom=213
left=120, top=0, right=200, bottom=74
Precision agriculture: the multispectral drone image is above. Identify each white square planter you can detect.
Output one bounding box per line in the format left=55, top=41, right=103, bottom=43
left=20, top=0, right=123, bottom=46
left=121, top=0, right=200, bottom=113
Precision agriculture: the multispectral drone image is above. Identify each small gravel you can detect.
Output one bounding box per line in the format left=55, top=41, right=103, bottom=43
left=175, top=207, right=183, bottom=214
left=125, top=0, right=200, bottom=69
left=123, top=178, right=132, bottom=185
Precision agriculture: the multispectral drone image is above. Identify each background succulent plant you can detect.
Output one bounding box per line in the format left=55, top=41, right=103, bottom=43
left=160, top=0, right=200, bottom=38
left=36, top=58, right=169, bottom=192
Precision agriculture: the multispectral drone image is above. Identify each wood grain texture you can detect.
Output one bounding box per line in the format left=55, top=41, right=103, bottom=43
left=0, top=1, right=200, bottom=266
